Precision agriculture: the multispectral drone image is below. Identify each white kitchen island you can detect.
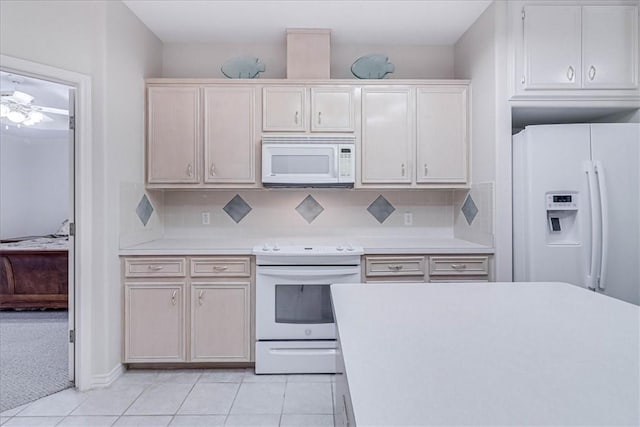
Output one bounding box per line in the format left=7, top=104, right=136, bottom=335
left=331, top=282, right=640, bottom=426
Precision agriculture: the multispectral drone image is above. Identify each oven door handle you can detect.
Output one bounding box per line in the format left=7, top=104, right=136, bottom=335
left=257, top=268, right=360, bottom=279
left=268, top=347, right=337, bottom=356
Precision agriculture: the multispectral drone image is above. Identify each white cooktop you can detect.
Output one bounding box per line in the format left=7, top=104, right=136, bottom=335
left=253, top=244, right=363, bottom=255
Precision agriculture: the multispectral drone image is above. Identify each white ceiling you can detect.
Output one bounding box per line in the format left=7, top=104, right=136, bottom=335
left=123, top=0, right=492, bottom=45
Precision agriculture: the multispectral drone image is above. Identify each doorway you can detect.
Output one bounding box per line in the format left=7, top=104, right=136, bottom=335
left=0, top=70, right=75, bottom=411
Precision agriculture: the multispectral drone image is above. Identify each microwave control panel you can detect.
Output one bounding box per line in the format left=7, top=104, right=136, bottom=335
left=338, top=145, right=354, bottom=179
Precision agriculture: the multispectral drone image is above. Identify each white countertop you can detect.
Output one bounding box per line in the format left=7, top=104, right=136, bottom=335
left=119, top=237, right=492, bottom=256
left=331, top=282, right=640, bottom=426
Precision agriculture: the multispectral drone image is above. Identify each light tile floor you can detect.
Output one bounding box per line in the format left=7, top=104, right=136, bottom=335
left=0, top=369, right=336, bottom=427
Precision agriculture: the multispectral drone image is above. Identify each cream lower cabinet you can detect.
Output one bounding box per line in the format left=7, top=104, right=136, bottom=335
left=428, top=256, right=490, bottom=282
left=363, top=254, right=491, bottom=283
left=191, top=283, right=250, bottom=362
left=124, top=283, right=186, bottom=362
left=123, top=256, right=252, bottom=364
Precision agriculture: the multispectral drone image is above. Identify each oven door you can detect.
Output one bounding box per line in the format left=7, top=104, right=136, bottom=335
left=256, top=265, right=360, bottom=340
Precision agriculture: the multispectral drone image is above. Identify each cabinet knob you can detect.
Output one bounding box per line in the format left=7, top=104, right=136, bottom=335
left=171, top=290, right=177, bottom=305
left=198, top=290, right=204, bottom=305
left=401, top=163, right=406, bottom=176
left=588, top=65, right=596, bottom=81
left=566, top=66, right=575, bottom=82
left=294, top=111, right=299, bottom=124
left=186, top=163, right=193, bottom=177
left=210, top=164, right=216, bottom=176
left=424, top=164, right=428, bottom=176
left=317, top=111, right=322, bottom=125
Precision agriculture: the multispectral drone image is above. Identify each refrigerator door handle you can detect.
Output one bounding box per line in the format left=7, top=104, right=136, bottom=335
left=585, top=162, right=600, bottom=290
left=595, top=161, right=608, bottom=290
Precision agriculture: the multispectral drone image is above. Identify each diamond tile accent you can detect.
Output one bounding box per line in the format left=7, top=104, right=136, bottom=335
left=461, top=194, right=479, bottom=225
left=295, top=195, right=324, bottom=224
left=367, top=195, right=395, bottom=224
left=223, top=195, right=252, bottom=223
left=136, top=194, right=153, bottom=226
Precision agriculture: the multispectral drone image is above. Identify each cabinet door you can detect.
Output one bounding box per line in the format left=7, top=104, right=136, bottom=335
left=262, top=87, right=306, bottom=131
left=203, top=87, right=256, bottom=183
left=310, top=87, right=355, bottom=132
left=361, top=88, right=412, bottom=184
left=582, top=5, right=638, bottom=89
left=416, top=87, right=468, bottom=184
left=124, top=283, right=185, bottom=362
left=191, top=283, right=250, bottom=362
left=523, top=5, right=582, bottom=90
left=147, top=87, right=200, bottom=183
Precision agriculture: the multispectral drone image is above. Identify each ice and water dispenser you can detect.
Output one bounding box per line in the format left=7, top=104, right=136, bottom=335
left=545, top=192, right=579, bottom=244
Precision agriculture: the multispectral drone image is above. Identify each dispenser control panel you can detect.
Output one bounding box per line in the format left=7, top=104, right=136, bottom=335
left=546, top=193, right=578, bottom=210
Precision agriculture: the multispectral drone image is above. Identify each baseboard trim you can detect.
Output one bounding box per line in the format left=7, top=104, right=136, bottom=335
left=90, top=363, right=124, bottom=389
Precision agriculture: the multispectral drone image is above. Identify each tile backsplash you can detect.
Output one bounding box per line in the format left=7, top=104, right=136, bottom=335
left=159, top=190, right=455, bottom=240
left=453, top=182, right=494, bottom=246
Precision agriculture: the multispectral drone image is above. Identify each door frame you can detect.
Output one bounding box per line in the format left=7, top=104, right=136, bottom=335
left=1, top=54, right=93, bottom=390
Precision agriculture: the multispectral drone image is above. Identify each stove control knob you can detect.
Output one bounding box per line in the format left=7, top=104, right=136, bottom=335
left=305, top=329, right=312, bottom=336
left=346, top=244, right=354, bottom=251
left=336, top=245, right=344, bottom=251
left=262, top=244, right=270, bottom=252
left=273, top=243, right=280, bottom=251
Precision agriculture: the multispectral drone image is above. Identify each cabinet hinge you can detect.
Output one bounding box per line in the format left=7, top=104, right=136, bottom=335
left=69, top=329, right=75, bottom=343
left=69, top=222, right=76, bottom=236
left=69, top=115, right=75, bottom=130
left=521, top=7, right=525, bottom=20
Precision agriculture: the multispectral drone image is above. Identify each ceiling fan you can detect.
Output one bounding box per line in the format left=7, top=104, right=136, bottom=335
left=1, top=87, right=69, bottom=127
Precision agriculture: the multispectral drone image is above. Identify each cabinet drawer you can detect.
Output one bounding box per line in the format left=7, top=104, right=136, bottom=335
left=124, top=258, right=186, bottom=278
left=190, top=257, right=251, bottom=277
left=429, top=256, right=488, bottom=276
left=365, top=256, right=426, bottom=277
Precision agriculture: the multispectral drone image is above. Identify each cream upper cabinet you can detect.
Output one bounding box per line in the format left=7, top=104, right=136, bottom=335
left=582, top=5, right=639, bottom=89
left=523, top=5, right=583, bottom=90
left=262, top=86, right=355, bottom=132
left=191, top=283, right=251, bottom=362
left=147, top=86, right=200, bottom=184
left=203, top=86, right=256, bottom=183
left=518, top=3, right=639, bottom=93
left=262, top=87, right=306, bottom=131
left=124, top=283, right=186, bottom=362
left=310, top=87, right=355, bottom=132
left=416, top=86, right=468, bottom=184
left=361, top=87, right=413, bottom=184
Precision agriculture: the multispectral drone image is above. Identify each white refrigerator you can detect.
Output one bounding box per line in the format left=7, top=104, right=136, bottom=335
left=513, top=123, right=639, bottom=305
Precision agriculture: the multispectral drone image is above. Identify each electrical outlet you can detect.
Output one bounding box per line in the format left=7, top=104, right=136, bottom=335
left=404, top=212, right=413, bottom=226
left=201, top=211, right=210, bottom=225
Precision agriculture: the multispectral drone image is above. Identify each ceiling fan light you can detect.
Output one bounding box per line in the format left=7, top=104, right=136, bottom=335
left=7, top=110, right=27, bottom=123
left=29, top=111, right=44, bottom=123
left=0, top=103, right=9, bottom=117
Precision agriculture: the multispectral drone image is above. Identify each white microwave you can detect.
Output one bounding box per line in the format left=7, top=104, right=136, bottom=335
left=261, top=135, right=356, bottom=188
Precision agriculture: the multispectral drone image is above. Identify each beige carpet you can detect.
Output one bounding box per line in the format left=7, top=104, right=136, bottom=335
left=0, top=310, right=71, bottom=412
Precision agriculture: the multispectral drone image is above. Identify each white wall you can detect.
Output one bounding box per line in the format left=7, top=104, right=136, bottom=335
left=162, top=42, right=455, bottom=79
left=0, top=0, right=162, bottom=388
left=0, top=130, right=69, bottom=238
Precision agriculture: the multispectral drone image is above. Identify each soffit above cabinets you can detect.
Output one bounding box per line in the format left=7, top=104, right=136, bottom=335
left=122, top=0, right=492, bottom=45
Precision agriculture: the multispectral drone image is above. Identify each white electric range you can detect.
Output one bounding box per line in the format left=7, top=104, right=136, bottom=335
left=253, top=244, right=364, bottom=374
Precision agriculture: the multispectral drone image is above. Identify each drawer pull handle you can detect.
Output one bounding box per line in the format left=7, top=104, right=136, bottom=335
left=148, top=265, right=164, bottom=271
left=198, top=290, right=204, bottom=305
left=171, top=290, right=177, bottom=305
left=294, top=111, right=299, bottom=124
left=213, top=265, right=228, bottom=271
left=186, top=163, right=193, bottom=177
left=387, top=264, right=404, bottom=271
left=451, top=264, right=467, bottom=270
left=210, top=163, right=216, bottom=176
left=317, top=111, right=322, bottom=125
